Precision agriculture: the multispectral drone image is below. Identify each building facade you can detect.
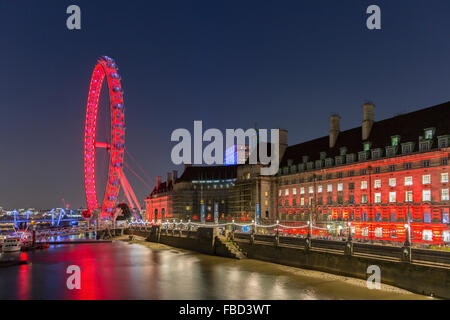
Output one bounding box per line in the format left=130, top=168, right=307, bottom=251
left=146, top=101, right=450, bottom=244
left=276, top=102, right=450, bottom=244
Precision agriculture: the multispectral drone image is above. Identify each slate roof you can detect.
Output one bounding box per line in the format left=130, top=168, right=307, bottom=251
left=280, top=101, right=450, bottom=167
left=177, top=165, right=239, bottom=182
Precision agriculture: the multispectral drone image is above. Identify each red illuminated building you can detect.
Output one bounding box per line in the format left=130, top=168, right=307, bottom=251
left=145, top=171, right=177, bottom=222
left=277, top=102, right=450, bottom=244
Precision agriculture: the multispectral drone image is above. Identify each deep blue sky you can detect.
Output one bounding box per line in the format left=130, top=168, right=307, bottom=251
left=1, top=0, right=450, bottom=209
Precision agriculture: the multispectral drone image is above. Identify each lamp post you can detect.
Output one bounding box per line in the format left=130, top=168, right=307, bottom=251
left=348, top=221, right=352, bottom=241
left=404, top=187, right=412, bottom=247
left=308, top=173, right=317, bottom=238
left=368, top=165, right=373, bottom=243
left=276, top=220, right=279, bottom=237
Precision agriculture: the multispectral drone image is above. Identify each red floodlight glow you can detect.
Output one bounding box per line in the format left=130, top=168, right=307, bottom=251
left=84, top=56, right=125, bottom=218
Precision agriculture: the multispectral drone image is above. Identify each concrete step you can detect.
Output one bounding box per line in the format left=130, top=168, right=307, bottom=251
left=216, top=237, right=247, bottom=259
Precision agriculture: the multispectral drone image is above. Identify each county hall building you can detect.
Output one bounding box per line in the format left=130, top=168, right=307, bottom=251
left=277, top=102, right=450, bottom=244
left=146, top=101, right=450, bottom=245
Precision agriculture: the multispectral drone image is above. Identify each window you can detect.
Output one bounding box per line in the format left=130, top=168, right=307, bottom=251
left=361, top=194, right=368, bottom=203
left=349, top=195, right=355, bottom=204
left=337, top=183, right=343, bottom=191
left=386, top=146, right=398, bottom=157
left=346, top=154, right=355, bottom=163
left=362, top=227, right=369, bottom=237
left=285, top=189, right=289, bottom=196
left=402, top=143, right=414, bottom=154
left=443, top=230, right=450, bottom=242
left=441, top=173, right=449, bottom=183
left=389, top=192, right=396, bottom=203
left=337, top=195, right=343, bottom=204
left=422, top=174, right=431, bottom=184
left=348, top=170, right=354, bottom=177
left=422, top=190, right=431, bottom=201
left=404, top=176, right=413, bottom=186
left=309, top=186, right=314, bottom=194
left=315, top=160, right=322, bottom=169
left=374, top=167, right=380, bottom=173
left=337, top=172, right=343, bottom=178
left=317, top=185, right=323, bottom=193
left=389, top=178, right=396, bottom=187
left=293, top=188, right=297, bottom=195
left=375, top=228, right=383, bottom=238
left=443, top=209, right=449, bottom=223
left=424, top=210, right=431, bottom=223
left=423, top=160, right=430, bottom=168
left=349, top=182, right=355, bottom=190
left=390, top=212, right=397, bottom=222
left=404, top=162, right=412, bottom=170
left=279, top=190, right=282, bottom=196
left=442, top=158, right=448, bottom=166
left=405, top=191, right=413, bottom=202
left=374, top=180, right=381, bottom=188
left=265, top=191, right=269, bottom=197
left=358, top=151, right=369, bottom=161
left=361, top=181, right=367, bottom=189
left=438, top=136, right=450, bottom=149
left=424, top=128, right=434, bottom=140
left=442, top=189, right=449, bottom=201
left=301, top=198, right=305, bottom=206
left=419, top=141, right=430, bottom=152
left=327, top=196, right=332, bottom=204
left=300, top=187, right=305, bottom=194
left=327, top=184, right=333, bottom=192
left=391, top=136, right=400, bottom=146
left=423, top=230, right=433, bottom=241
left=376, top=212, right=381, bottom=221
left=374, top=193, right=381, bottom=203
left=372, top=149, right=382, bottom=159
left=326, top=173, right=332, bottom=180
left=389, top=165, right=396, bottom=172
left=363, top=142, right=371, bottom=151
left=361, top=169, right=367, bottom=175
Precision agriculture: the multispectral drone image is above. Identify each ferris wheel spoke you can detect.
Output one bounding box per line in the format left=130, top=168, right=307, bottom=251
left=95, top=142, right=110, bottom=149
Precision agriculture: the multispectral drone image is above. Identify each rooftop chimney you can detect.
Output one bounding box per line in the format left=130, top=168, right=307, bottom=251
left=329, top=114, right=341, bottom=148
left=166, top=172, right=172, bottom=187
left=362, top=102, right=375, bottom=140
left=156, top=176, right=161, bottom=190
left=172, top=170, right=178, bottom=185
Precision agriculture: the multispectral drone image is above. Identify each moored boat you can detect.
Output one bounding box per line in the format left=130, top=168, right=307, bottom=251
left=2, top=237, right=21, bottom=253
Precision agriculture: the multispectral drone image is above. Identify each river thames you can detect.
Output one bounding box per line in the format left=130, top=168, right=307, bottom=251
left=0, top=239, right=429, bottom=300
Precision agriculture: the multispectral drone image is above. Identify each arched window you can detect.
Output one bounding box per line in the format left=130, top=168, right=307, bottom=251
left=154, top=209, right=158, bottom=222
left=161, top=208, right=165, bottom=221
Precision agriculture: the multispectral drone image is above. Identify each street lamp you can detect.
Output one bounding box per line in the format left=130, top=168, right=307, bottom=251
left=308, top=173, right=317, bottom=238
left=404, top=187, right=412, bottom=247
left=367, top=165, right=373, bottom=243
left=276, top=220, right=279, bottom=237
left=348, top=221, right=352, bottom=241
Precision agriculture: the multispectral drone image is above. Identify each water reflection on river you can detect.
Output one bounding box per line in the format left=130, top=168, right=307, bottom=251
left=0, top=241, right=428, bottom=300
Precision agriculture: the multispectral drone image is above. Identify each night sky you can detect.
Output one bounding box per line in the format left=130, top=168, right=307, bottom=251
left=1, top=0, right=450, bottom=210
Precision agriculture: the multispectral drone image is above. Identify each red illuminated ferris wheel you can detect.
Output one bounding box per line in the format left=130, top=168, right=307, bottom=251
left=83, top=56, right=141, bottom=218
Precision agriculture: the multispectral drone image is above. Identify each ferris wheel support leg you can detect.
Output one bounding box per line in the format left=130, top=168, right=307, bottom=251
left=120, top=173, right=142, bottom=219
